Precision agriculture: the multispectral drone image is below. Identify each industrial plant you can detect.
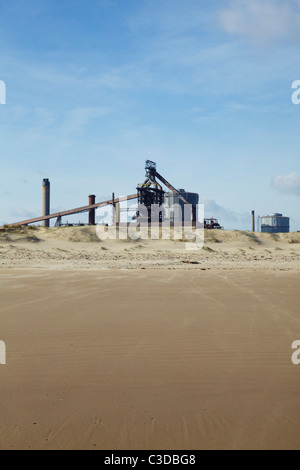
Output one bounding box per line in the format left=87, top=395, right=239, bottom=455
left=6, top=161, right=201, bottom=229
left=3, top=161, right=292, bottom=233
left=260, top=213, right=290, bottom=233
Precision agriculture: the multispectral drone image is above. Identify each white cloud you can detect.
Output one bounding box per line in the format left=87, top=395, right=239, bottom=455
left=271, top=173, right=300, bottom=196
left=60, top=107, right=111, bottom=134
left=219, top=0, right=300, bottom=44
left=200, top=197, right=250, bottom=230
left=11, top=207, right=39, bottom=219
left=127, top=0, right=210, bottom=35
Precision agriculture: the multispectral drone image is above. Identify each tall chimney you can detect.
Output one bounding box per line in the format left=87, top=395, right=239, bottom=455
left=42, top=179, right=50, bottom=227
left=251, top=210, right=255, bottom=232
left=89, top=195, right=96, bottom=225
left=115, top=202, right=120, bottom=225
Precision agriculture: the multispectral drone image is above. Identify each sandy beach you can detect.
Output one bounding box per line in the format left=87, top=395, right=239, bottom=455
left=0, top=226, right=300, bottom=449
left=2, top=0, right=300, bottom=453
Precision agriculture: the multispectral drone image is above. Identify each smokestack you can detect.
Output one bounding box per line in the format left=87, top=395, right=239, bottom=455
left=112, top=192, right=120, bottom=225
left=251, top=210, right=255, bottom=232
left=89, top=195, right=96, bottom=225
left=115, top=202, right=120, bottom=225
left=42, top=179, right=50, bottom=227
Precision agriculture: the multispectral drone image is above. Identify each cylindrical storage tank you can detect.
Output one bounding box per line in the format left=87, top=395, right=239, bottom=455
left=42, top=178, right=50, bottom=228
left=164, top=190, right=199, bottom=224
left=261, top=214, right=290, bottom=233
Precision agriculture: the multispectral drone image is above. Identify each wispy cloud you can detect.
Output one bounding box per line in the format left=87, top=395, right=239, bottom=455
left=11, top=207, right=39, bottom=219
left=271, top=173, right=300, bottom=196
left=60, top=106, right=111, bottom=134
left=219, top=0, right=300, bottom=45
left=126, top=0, right=211, bottom=35
left=200, top=197, right=250, bottom=230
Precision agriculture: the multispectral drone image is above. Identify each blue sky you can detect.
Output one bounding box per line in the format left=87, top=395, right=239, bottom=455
left=1, top=0, right=300, bottom=230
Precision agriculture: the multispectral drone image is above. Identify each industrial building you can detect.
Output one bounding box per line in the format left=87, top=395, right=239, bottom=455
left=260, top=213, right=290, bottom=233
left=164, top=189, right=199, bottom=224
left=136, top=161, right=199, bottom=225
left=5, top=161, right=200, bottom=228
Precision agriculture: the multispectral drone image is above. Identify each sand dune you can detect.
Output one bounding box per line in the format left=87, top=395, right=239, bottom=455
left=0, top=226, right=299, bottom=271
left=0, top=227, right=300, bottom=449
